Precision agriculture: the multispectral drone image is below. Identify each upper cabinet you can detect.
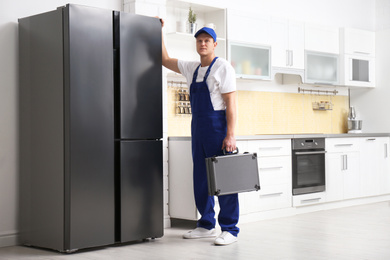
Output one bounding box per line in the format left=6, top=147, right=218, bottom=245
left=341, top=28, right=375, bottom=56
left=165, top=0, right=227, bottom=63
left=270, top=18, right=305, bottom=72
left=229, top=41, right=271, bottom=80
left=227, top=9, right=271, bottom=45
left=305, top=23, right=339, bottom=54
left=227, top=9, right=271, bottom=80
left=304, top=23, right=340, bottom=85
left=305, top=51, right=339, bottom=85
left=339, top=28, right=376, bottom=88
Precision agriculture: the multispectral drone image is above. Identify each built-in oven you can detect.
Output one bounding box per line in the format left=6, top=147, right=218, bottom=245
left=292, top=138, right=326, bottom=195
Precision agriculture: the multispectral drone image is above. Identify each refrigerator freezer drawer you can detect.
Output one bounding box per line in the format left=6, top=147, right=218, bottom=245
left=119, top=140, right=164, bottom=242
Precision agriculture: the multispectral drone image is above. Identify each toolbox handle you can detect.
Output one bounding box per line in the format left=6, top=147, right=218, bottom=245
left=222, top=147, right=239, bottom=155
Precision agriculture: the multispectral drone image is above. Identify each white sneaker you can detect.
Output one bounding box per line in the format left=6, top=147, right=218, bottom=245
left=183, top=227, right=217, bottom=239
left=214, top=231, right=238, bottom=245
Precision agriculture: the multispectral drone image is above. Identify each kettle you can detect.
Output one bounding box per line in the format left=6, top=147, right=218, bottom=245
left=347, top=106, right=362, bottom=133
left=348, top=106, right=356, bottom=119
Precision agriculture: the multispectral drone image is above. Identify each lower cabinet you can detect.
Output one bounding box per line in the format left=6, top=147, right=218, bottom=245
left=168, top=138, right=292, bottom=220
left=326, top=152, right=360, bottom=201
left=168, top=136, right=390, bottom=223
left=237, top=139, right=292, bottom=214
left=326, top=138, right=360, bottom=202
left=360, top=137, right=390, bottom=196
left=326, top=136, right=390, bottom=202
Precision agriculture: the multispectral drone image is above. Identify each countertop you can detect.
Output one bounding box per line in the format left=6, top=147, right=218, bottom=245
left=168, top=133, right=390, bottom=141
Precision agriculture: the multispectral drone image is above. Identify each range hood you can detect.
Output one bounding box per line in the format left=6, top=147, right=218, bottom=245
left=271, top=66, right=304, bottom=84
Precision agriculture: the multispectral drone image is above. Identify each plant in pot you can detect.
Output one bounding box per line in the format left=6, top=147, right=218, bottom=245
left=187, top=7, right=197, bottom=34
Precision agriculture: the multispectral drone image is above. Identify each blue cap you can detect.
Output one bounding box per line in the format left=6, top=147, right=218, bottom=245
left=194, top=27, right=217, bottom=42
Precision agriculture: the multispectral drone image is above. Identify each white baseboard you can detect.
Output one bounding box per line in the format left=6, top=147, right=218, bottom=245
left=0, top=230, right=19, bottom=248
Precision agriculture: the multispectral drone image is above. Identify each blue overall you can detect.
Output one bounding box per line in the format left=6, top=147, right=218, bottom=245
left=190, top=57, right=239, bottom=237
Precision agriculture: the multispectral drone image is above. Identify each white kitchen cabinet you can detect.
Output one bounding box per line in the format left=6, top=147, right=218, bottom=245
left=305, top=23, right=339, bottom=54
left=271, top=18, right=304, bottom=70
left=228, top=41, right=271, bottom=80
left=168, top=138, right=248, bottom=220
left=340, top=28, right=375, bottom=56
left=326, top=138, right=360, bottom=202
left=339, top=28, right=376, bottom=88
left=305, top=51, right=339, bottom=85
left=383, top=138, right=390, bottom=194
left=227, top=9, right=271, bottom=45
left=360, top=137, right=390, bottom=197
left=168, top=139, right=198, bottom=220
left=240, top=139, right=292, bottom=213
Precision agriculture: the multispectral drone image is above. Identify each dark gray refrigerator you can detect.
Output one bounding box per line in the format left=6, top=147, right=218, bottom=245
left=19, top=4, right=163, bottom=252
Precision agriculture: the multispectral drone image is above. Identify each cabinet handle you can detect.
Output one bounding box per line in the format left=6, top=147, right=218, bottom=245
left=335, top=144, right=353, bottom=147
left=260, top=192, right=283, bottom=197
left=354, top=51, right=370, bottom=55
left=286, top=50, right=289, bottom=66
left=385, top=143, right=388, bottom=158
left=259, top=166, right=283, bottom=170
left=290, top=50, right=293, bottom=66
left=301, top=198, right=321, bottom=203
left=259, top=147, right=283, bottom=150
left=366, top=138, right=376, bottom=141
left=341, top=154, right=348, bottom=170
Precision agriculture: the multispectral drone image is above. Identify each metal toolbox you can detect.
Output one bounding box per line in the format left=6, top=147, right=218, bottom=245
left=206, top=151, right=260, bottom=196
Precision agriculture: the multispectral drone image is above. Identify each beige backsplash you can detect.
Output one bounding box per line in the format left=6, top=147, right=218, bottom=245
left=168, top=88, right=349, bottom=136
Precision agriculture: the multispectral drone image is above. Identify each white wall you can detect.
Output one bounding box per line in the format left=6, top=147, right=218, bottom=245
left=0, top=0, right=122, bottom=248
left=350, top=0, right=390, bottom=132
left=183, top=0, right=375, bottom=30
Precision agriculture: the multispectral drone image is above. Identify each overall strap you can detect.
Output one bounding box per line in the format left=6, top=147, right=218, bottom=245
left=191, top=57, right=219, bottom=84
left=203, top=57, right=218, bottom=81
left=192, top=64, right=202, bottom=84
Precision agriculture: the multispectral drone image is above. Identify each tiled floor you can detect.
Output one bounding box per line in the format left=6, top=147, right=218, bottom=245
left=1, top=201, right=390, bottom=259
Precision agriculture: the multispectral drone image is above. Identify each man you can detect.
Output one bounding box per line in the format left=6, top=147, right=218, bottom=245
left=161, top=19, right=239, bottom=246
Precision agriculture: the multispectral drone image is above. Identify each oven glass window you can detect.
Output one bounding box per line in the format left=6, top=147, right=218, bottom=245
left=295, top=154, right=325, bottom=187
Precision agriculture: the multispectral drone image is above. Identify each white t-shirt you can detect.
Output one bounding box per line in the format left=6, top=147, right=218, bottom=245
left=178, top=58, right=236, bottom=111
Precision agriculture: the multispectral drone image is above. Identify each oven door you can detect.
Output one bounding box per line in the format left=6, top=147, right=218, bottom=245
left=292, top=149, right=326, bottom=195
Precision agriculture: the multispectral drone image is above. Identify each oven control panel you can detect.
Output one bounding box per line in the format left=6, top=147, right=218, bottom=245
left=292, top=138, right=325, bottom=150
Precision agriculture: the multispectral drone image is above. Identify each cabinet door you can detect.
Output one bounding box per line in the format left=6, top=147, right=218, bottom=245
left=168, top=140, right=198, bottom=220
left=271, top=18, right=304, bottom=69
left=326, top=153, right=344, bottom=202
left=305, top=51, right=339, bottom=85
left=229, top=41, right=271, bottom=80
left=305, top=23, right=339, bottom=54
left=227, top=9, right=271, bottom=45
left=342, top=28, right=375, bottom=56
left=270, top=18, right=289, bottom=68
left=379, top=138, right=390, bottom=194
left=288, top=20, right=305, bottom=69
left=343, top=152, right=360, bottom=200
left=360, top=138, right=383, bottom=197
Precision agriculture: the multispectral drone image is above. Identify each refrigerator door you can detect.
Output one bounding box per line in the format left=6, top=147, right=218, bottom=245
left=120, top=140, right=163, bottom=242
left=64, top=4, right=115, bottom=250
left=119, top=13, right=162, bottom=140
